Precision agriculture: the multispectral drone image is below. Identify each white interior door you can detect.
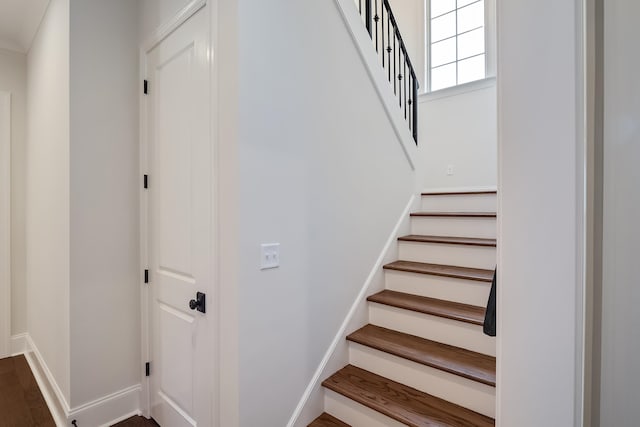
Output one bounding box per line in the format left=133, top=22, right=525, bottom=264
left=0, top=91, right=11, bottom=359
left=146, top=8, right=214, bottom=427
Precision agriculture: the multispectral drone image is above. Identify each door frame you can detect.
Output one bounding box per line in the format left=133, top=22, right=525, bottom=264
left=0, top=91, right=11, bottom=358
left=138, top=0, right=219, bottom=424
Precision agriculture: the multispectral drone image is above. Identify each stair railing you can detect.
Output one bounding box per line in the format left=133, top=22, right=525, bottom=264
left=357, top=0, right=419, bottom=144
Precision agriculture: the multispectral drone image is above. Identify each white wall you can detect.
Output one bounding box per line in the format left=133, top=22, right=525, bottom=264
left=26, top=0, right=71, bottom=403
left=599, top=0, right=640, bottom=424
left=69, top=0, right=140, bottom=408
left=26, top=0, right=140, bottom=414
left=418, top=83, right=497, bottom=189
left=0, top=48, right=27, bottom=336
left=497, top=1, right=581, bottom=426
left=234, top=1, right=415, bottom=425
left=388, top=0, right=497, bottom=190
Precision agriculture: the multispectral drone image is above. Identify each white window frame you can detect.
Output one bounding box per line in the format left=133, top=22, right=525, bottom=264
left=423, top=0, right=496, bottom=94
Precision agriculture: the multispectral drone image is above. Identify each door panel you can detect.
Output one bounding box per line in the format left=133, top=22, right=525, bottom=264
left=146, top=7, right=212, bottom=427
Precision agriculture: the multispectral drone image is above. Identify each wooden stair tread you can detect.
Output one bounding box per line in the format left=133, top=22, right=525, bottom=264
left=308, top=413, right=350, bottom=427
left=383, top=260, right=494, bottom=282
left=398, top=234, right=496, bottom=247
left=322, top=365, right=495, bottom=427
left=422, top=190, right=497, bottom=196
left=347, top=325, right=495, bottom=386
left=411, top=211, right=496, bottom=217
left=368, top=290, right=486, bottom=325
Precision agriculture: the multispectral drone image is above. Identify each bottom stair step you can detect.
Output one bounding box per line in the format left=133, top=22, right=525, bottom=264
left=322, top=365, right=494, bottom=427
left=309, top=412, right=351, bottom=427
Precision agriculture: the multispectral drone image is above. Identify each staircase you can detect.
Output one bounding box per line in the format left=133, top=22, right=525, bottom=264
left=309, top=191, right=497, bottom=426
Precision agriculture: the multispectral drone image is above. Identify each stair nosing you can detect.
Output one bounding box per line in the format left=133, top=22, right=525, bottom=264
left=398, top=234, right=496, bottom=247
left=322, top=365, right=495, bottom=427
left=410, top=211, right=497, bottom=218
left=347, top=324, right=496, bottom=387
left=383, top=260, right=494, bottom=283
left=421, top=190, right=497, bottom=196
left=367, top=290, right=486, bottom=325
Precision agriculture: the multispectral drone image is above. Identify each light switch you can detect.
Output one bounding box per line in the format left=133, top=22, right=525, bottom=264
left=260, top=243, right=280, bottom=270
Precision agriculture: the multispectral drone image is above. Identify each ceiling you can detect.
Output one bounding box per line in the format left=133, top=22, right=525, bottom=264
left=0, top=0, right=50, bottom=53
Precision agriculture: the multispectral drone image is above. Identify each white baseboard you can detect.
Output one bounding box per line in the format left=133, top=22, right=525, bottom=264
left=10, top=333, right=28, bottom=356
left=287, top=194, right=419, bottom=427
left=22, top=334, right=142, bottom=427
left=422, top=185, right=498, bottom=194
left=68, top=385, right=141, bottom=427
left=24, top=335, right=69, bottom=427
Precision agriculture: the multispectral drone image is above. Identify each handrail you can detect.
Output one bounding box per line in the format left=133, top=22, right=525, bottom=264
left=359, top=0, right=419, bottom=144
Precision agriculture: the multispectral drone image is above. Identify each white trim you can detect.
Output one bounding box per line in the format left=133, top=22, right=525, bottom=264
left=334, top=0, right=418, bottom=169
left=0, top=91, right=10, bottom=358
left=23, top=334, right=142, bottom=427
left=208, top=2, right=221, bottom=426
left=495, top=0, right=504, bottom=421
left=419, top=76, right=496, bottom=102
left=574, top=0, right=588, bottom=425
left=10, top=333, right=27, bottom=356
left=24, top=335, right=68, bottom=426
left=422, top=185, right=497, bottom=194
left=68, top=384, right=141, bottom=427
left=142, top=0, right=207, bottom=52
left=287, top=194, right=419, bottom=427
left=138, top=43, right=151, bottom=421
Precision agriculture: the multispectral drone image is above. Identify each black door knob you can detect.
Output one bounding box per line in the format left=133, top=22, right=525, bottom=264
left=188, top=291, right=206, bottom=313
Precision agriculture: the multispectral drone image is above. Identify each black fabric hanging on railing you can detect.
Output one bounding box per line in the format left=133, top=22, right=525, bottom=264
left=483, top=269, right=496, bottom=336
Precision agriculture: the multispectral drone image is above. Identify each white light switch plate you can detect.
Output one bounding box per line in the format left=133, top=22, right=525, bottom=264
left=260, top=243, right=280, bottom=269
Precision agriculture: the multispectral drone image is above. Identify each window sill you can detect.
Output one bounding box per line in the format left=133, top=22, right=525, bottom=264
left=418, top=76, right=496, bottom=103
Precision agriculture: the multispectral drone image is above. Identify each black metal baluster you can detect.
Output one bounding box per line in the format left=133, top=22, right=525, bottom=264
left=359, top=0, right=362, bottom=14
left=404, top=56, right=407, bottom=118
left=374, top=0, right=379, bottom=53
left=387, top=13, right=391, bottom=81
left=381, top=5, right=385, bottom=67
left=412, top=74, right=418, bottom=143
left=408, top=70, right=413, bottom=130
left=393, top=33, right=397, bottom=94
left=365, top=0, right=372, bottom=36
left=397, top=32, right=402, bottom=106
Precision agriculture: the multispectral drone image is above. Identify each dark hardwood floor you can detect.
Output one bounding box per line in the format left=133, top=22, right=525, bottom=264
left=0, top=355, right=159, bottom=427
left=112, top=415, right=159, bottom=426
left=0, top=355, right=55, bottom=427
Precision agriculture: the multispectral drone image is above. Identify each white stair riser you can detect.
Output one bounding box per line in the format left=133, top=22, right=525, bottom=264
left=349, top=343, right=496, bottom=418
left=324, top=389, right=406, bottom=427
left=385, top=270, right=491, bottom=307
left=398, top=241, right=496, bottom=270
left=411, top=216, right=496, bottom=239
left=369, top=303, right=496, bottom=357
left=421, top=193, right=497, bottom=212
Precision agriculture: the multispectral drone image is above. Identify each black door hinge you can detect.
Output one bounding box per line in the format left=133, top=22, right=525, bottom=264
left=143, top=80, right=148, bottom=95
left=144, top=269, right=149, bottom=284
left=143, top=174, right=148, bottom=189
left=145, top=362, right=150, bottom=377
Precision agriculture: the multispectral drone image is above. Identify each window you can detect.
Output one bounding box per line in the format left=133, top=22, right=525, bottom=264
left=427, top=0, right=490, bottom=91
